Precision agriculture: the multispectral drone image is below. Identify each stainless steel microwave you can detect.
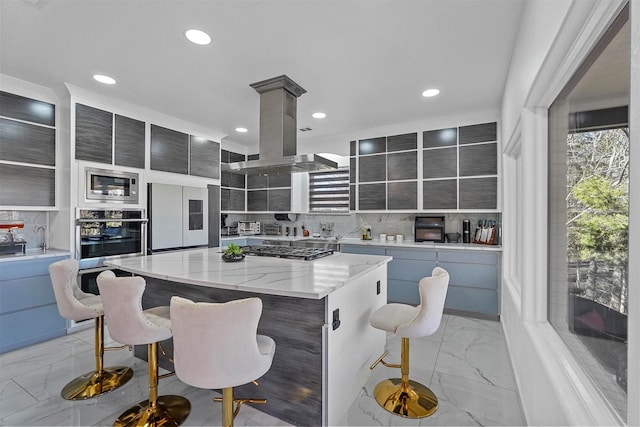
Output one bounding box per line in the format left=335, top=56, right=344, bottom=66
left=85, top=167, right=139, bottom=204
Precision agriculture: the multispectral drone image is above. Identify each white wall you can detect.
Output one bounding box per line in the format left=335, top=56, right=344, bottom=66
left=500, top=0, right=636, bottom=425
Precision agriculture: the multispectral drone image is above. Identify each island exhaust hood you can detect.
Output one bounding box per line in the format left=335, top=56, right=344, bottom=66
left=222, top=75, right=338, bottom=175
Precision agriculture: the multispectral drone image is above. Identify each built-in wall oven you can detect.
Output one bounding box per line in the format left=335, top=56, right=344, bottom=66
left=72, top=208, right=147, bottom=330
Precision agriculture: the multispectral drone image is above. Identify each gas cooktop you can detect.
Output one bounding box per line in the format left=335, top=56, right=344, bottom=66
left=241, top=245, right=334, bottom=261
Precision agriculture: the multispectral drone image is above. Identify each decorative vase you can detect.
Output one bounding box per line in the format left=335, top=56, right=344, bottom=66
left=222, top=253, right=245, bottom=262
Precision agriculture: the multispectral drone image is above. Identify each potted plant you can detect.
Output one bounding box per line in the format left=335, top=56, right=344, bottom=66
left=222, top=243, right=245, bottom=262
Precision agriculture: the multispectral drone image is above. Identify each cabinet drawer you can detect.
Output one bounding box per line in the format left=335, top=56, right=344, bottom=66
left=340, top=245, right=386, bottom=256
left=0, top=275, right=57, bottom=314
left=445, top=286, right=498, bottom=315
left=438, top=250, right=498, bottom=264
left=388, top=259, right=437, bottom=282
left=0, top=304, right=66, bottom=353
left=388, top=279, right=420, bottom=305
left=439, top=261, right=497, bottom=289
left=0, top=256, right=68, bottom=281
left=386, top=248, right=436, bottom=261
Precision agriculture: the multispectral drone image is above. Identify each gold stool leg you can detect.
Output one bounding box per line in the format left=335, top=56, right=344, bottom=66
left=61, top=315, right=134, bottom=400
left=222, top=387, right=234, bottom=427
left=114, top=342, right=191, bottom=427
left=372, top=337, right=438, bottom=418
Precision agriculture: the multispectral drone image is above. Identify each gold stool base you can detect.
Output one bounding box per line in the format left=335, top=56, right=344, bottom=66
left=373, top=378, right=438, bottom=418
left=61, top=366, right=134, bottom=400
left=113, top=395, right=191, bottom=427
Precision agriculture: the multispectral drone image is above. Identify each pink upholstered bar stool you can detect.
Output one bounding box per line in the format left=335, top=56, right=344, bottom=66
left=369, top=266, right=450, bottom=418
left=48, top=258, right=133, bottom=400
left=97, top=271, right=191, bottom=427
left=170, top=296, right=276, bottom=427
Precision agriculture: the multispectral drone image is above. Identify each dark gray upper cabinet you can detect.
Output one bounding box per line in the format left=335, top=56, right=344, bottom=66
left=358, top=137, right=386, bottom=155
left=229, top=151, right=246, bottom=163
left=268, top=173, right=291, bottom=188
left=387, top=151, right=417, bottom=181
left=459, top=177, right=497, bottom=209
left=247, top=174, right=269, bottom=189
left=0, top=118, right=55, bottom=166
left=247, top=153, right=259, bottom=161
left=350, top=185, right=356, bottom=210
left=459, top=122, right=497, bottom=144
left=0, top=91, right=55, bottom=126
left=75, top=104, right=113, bottom=164
left=221, top=188, right=229, bottom=211
left=222, top=171, right=245, bottom=189
left=423, top=147, right=457, bottom=179
left=268, top=188, right=291, bottom=211
left=423, top=127, right=457, bottom=148
left=387, top=181, right=417, bottom=210
left=0, top=164, right=55, bottom=206
left=349, top=157, right=356, bottom=183
left=228, top=189, right=245, bottom=211
left=114, top=114, right=145, bottom=169
left=150, top=124, right=188, bottom=174
left=247, top=190, right=268, bottom=211
left=358, top=183, right=386, bottom=210
left=359, top=154, right=386, bottom=182
left=190, top=136, right=220, bottom=179
left=423, top=179, right=457, bottom=210
left=459, top=143, right=497, bottom=176
left=350, top=140, right=357, bottom=156
left=387, top=133, right=417, bottom=152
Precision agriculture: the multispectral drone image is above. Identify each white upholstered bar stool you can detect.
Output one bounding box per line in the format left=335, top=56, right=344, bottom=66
left=369, top=266, right=450, bottom=418
left=97, top=271, right=191, bottom=427
left=170, top=296, right=276, bottom=427
left=48, top=258, right=133, bottom=400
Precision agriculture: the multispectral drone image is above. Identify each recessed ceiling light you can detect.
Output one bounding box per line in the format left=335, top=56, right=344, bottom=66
left=93, top=74, right=116, bottom=85
left=185, top=29, right=211, bottom=45
left=235, top=127, right=248, bottom=133
left=422, top=88, right=440, bottom=97
left=312, top=112, right=326, bottom=119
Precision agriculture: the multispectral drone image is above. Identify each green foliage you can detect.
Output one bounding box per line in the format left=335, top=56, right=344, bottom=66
left=224, top=243, right=244, bottom=256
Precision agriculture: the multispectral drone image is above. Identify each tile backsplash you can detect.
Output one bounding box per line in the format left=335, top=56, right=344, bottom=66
left=226, top=212, right=501, bottom=243
left=0, top=211, right=48, bottom=250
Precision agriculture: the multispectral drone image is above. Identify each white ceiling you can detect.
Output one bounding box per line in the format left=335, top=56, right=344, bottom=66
left=0, top=0, right=526, bottom=153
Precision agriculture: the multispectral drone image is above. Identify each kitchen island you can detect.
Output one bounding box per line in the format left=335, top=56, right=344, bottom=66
left=105, top=247, right=391, bottom=426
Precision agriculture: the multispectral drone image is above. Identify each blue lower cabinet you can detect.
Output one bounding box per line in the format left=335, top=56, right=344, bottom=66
left=439, top=261, right=497, bottom=290
left=340, top=245, right=386, bottom=255
left=444, top=286, right=498, bottom=315
left=0, top=255, right=68, bottom=354
left=388, top=258, right=437, bottom=283
left=388, top=279, right=420, bottom=305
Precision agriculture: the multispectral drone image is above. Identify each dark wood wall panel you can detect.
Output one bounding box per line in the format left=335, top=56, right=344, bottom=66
left=139, top=277, right=325, bottom=426
left=459, top=177, right=497, bottom=209
left=268, top=173, right=291, bottom=188
left=114, top=114, right=145, bottom=169
left=459, top=143, right=497, bottom=176
left=247, top=174, right=268, bottom=189
left=387, top=181, right=417, bottom=210
left=387, top=151, right=417, bottom=180
left=423, top=179, right=457, bottom=210
left=229, top=189, right=245, bottom=211
left=189, top=136, right=219, bottom=179
left=0, top=118, right=55, bottom=165
left=0, top=164, right=54, bottom=206
left=0, top=91, right=55, bottom=126
left=150, top=124, right=188, bottom=174
left=423, top=147, right=457, bottom=179
left=75, top=104, right=113, bottom=163
left=459, top=122, right=497, bottom=144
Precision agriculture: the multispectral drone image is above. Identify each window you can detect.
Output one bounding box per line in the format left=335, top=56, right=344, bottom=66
left=308, top=169, right=350, bottom=213
left=548, top=8, right=629, bottom=420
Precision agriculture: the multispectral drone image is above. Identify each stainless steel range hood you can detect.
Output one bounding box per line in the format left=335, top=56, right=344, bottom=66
left=222, top=75, right=338, bottom=175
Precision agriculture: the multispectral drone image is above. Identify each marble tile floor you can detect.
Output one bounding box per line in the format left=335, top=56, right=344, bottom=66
left=0, top=314, right=526, bottom=426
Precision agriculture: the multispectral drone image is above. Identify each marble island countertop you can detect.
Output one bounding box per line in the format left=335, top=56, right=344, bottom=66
left=222, top=235, right=502, bottom=252
left=105, top=246, right=391, bottom=299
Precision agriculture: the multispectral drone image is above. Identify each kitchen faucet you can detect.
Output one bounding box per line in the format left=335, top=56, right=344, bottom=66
left=36, top=226, right=47, bottom=252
